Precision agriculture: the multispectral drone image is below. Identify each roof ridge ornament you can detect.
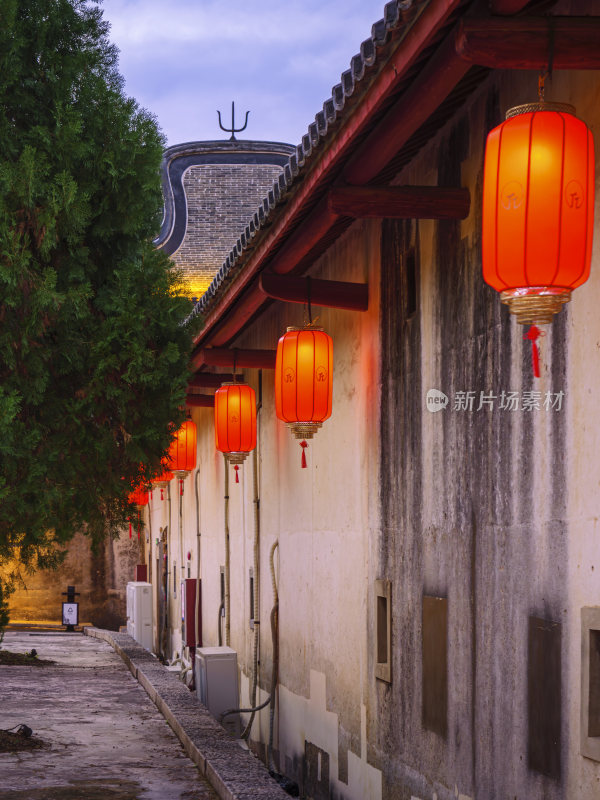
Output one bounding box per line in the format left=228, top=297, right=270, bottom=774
left=217, top=101, right=250, bottom=141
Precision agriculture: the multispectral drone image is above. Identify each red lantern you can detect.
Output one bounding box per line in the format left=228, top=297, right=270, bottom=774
left=152, top=461, right=173, bottom=501
left=127, top=484, right=148, bottom=539
left=275, top=326, right=333, bottom=466
left=483, top=101, right=594, bottom=325
left=215, top=383, right=256, bottom=481
left=168, top=418, right=197, bottom=494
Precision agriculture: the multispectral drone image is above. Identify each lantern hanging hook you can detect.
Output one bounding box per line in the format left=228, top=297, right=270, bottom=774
left=538, top=17, right=556, bottom=103
left=232, top=349, right=237, bottom=382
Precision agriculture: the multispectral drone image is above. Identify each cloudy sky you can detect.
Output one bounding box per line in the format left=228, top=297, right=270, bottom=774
left=100, top=0, right=388, bottom=148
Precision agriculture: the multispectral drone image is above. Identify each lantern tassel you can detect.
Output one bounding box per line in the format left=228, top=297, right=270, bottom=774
left=524, top=325, right=541, bottom=378
left=180, top=478, right=184, bottom=496
left=160, top=487, right=164, bottom=501
left=300, top=440, right=308, bottom=468
left=234, top=464, right=239, bottom=483
left=128, top=519, right=132, bottom=539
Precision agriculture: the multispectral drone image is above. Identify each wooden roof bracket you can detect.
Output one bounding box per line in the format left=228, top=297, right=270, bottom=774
left=328, top=186, right=470, bottom=220
left=455, top=17, right=600, bottom=70
left=186, top=394, right=215, bottom=408
left=188, top=373, right=241, bottom=388
left=259, top=272, right=369, bottom=312
left=192, top=347, right=277, bottom=371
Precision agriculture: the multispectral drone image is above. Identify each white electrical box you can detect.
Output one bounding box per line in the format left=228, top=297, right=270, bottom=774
left=195, top=646, right=239, bottom=736
left=126, top=581, right=153, bottom=651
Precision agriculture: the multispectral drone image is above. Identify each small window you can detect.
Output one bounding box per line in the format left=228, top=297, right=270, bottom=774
left=581, top=607, right=600, bottom=761
left=375, top=579, right=391, bottom=683
left=528, top=615, right=561, bottom=778
left=422, top=595, right=447, bottom=737
left=405, top=248, right=417, bottom=317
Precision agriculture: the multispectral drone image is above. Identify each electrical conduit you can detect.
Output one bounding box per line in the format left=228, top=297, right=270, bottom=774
left=224, top=455, right=231, bottom=647
left=241, top=445, right=261, bottom=739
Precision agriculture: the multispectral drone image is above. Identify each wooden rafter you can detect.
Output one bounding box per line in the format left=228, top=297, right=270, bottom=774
left=193, top=348, right=277, bottom=371
left=328, top=186, right=470, bottom=220
left=456, top=17, right=600, bottom=70
left=259, top=273, right=369, bottom=311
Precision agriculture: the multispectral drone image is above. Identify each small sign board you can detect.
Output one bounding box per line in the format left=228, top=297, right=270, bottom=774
left=62, top=602, right=79, bottom=626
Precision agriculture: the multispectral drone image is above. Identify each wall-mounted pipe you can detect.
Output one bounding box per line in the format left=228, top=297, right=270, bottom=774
left=194, top=466, right=202, bottom=651
left=268, top=540, right=279, bottom=772
left=224, top=455, right=231, bottom=647
left=242, top=443, right=261, bottom=740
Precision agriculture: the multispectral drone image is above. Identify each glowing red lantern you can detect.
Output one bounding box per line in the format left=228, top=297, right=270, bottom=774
left=215, top=382, right=256, bottom=482
left=275, top=326, right=333, bottom=466
left=168, top=418, right=197, bottom=494
left=127, top=484, right=149, bottom=539
left=483, top=101, right=594, bottom=325
left=152, top=461, right=173, bottom=501
left=128, top=485, right=149, bottom=507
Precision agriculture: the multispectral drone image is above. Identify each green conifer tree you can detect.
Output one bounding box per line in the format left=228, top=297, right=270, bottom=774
left=0, top=0, right=196, bottom=596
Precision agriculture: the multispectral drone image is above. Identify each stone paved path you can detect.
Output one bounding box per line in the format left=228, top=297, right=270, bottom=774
left=0, top=631, right=218, bottom=800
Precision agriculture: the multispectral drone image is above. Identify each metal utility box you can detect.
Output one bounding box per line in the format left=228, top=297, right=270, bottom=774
left=126, top=581, right=153, bottom=651
left=195, top=646, right=239, bottom=736
left=181, top=578, right=202, bottom=648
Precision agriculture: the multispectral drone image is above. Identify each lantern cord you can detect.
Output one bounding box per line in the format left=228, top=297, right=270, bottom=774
left=234, top=464, right=239, bottom=483
left=137, top=509, right=141, bottom=540
left=232, top=349, right=237, bottom=381
left=538, top=17, right=555, bottom=102
left=524, top=325, right=542, bottom=378
left=306, top=276, right=312, bottom=325
left=300, top=440, right=308, bottom=468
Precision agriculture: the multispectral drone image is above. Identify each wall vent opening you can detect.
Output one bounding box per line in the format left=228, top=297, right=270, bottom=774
left=581, top=607, right=600, bottom=761
left=375, top=579, right=391, bottom=683
left=422, top=594, right=448, bottom=737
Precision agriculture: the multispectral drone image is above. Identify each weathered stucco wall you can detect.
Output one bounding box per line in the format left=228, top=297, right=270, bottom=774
left=7, top=532, right=139, bottom=629
left=374, top=68, right=600, bottom=800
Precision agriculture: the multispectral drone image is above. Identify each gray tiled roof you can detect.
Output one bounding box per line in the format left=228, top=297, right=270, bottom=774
left=190, top=0, right=419, bottom=319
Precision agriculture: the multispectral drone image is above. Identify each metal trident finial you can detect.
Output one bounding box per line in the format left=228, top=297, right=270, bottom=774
left=217, top=101, right=250, bottom=141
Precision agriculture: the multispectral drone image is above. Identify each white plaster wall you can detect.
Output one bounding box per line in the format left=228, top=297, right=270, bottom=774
left=143, top=217, right=383, bottom=797
left=562, top=68, right=600, bottom=800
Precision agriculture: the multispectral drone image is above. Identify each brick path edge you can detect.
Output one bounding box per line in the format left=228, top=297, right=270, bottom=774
left=84, top=627, right=290, bottom=800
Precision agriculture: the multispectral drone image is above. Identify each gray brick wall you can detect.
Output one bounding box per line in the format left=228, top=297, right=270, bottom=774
left=172, top=163, right=285, bottom=297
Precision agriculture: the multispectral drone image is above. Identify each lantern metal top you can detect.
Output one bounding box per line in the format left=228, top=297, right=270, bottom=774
left=505, top=101, right=576, bottom=120
left=285, top=325, right=325, bottom=333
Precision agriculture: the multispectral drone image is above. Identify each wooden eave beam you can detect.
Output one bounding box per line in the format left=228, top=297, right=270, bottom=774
left=328, top=186, right=470, bottom=220
left=186, top=394, right=215, bottom=408
left=188, top=373, right=240, bottom=388
left=490, top=0, right=536, bottom=14
left=343, top=34, right=472, bottom=186
left=193, top=347, right=277, bottom=371
left=259, top=273, right=369, bottom=312
left=456, top=17, right=600, bottom=70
